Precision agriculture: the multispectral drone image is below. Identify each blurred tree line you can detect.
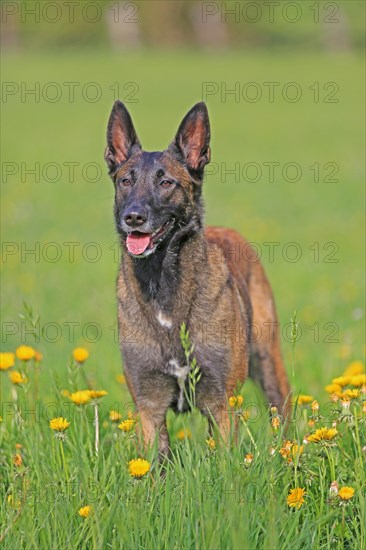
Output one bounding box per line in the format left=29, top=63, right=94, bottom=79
left=1, top=0, right=364, bottom=52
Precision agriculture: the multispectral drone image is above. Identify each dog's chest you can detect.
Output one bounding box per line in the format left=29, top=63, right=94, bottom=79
left=155, top=309, right=173, bottom=330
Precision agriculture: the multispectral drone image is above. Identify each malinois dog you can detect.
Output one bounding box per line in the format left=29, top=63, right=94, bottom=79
left=105, top=101, right=290, bottom=456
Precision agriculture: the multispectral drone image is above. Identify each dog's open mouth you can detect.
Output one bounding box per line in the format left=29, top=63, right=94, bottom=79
left=126, top=219, right=175, bottom=256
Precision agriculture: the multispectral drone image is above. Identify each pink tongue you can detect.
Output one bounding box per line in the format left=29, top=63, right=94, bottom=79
left=126, top=233, right=151, bottom=255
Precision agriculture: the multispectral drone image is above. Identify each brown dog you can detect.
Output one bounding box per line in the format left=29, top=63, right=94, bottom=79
left=105, top=101, right=290, bottom=455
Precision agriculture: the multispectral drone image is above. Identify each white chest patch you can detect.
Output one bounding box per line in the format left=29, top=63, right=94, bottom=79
left=157, top=310, right=173, bottom=329
left=167, top=359, right=190, bottom=411
left=168, top=359, right=190, bottom=379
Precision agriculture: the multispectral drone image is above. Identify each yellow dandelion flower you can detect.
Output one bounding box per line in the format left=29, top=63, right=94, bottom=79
left=325, top=383, right=342, bottom=394
left=287, top=487, right=306, bottom=509
left=128, top=458, right=150, bottom=478
left=118, top=419, right=136, bottom=432
left=332, top=376, right=351, bottom=387
left=13, top=454, right=23, bottom=467
left=350, top=374, right=366, bottom=387
left=109, top=410, right=122, bottom=422
left=9, top=371, right=27, bottom=385
left=69, top=390, right=91, bottom=405
left=279, top=441, right=303, bottom=462
left=341, top=389, right=360, bottom=399
left=344, top=360, right=364, bottom=377
left=0, top=352, right=15, bottom=370
left=176, top=428, right=191, bottom=440
left=306, top=427, right=337, bottom=443
left=338, top=486, right=355, bottom=501
left=228, top=396, right=237, bottom=408
left=16, top=345, right=36, bottom=361
left=206, top=437, right=216, bottom=450
left=244, top=453, right=253, bottom=464
left=279, top=440, right=293, bottom=459
left=116, top=374, right=126, bottom=384
left=297, top=394, right=313, bottom=406
left=72, top=348, right=89, bottom=363
left=87, top=390, right=108, bottom=399
left=78, top=505, right=92, bottom=518
left=49, top=417, right=70, bottom=432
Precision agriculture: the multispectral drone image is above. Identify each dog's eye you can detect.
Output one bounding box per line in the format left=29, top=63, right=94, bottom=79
left=160, top=180, right=173, bottom=188
left=121, top=178, right=131, bottom=187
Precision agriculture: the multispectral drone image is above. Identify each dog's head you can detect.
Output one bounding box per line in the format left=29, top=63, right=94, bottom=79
left=105, top=101, right=210, bottom=258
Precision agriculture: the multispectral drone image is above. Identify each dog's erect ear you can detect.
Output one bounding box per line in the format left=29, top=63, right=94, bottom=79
left=169, top=102, right=211, bottom=180
left=105, top=100, right=141, bottom=173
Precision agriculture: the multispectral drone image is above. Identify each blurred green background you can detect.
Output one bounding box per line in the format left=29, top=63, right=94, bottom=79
left=1, top=1, right=365, bottom=407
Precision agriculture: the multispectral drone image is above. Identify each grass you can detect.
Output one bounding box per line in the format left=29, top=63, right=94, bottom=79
left=1, top=50, right=365, bottom=548
left=1, top=344, right=365, bottom=548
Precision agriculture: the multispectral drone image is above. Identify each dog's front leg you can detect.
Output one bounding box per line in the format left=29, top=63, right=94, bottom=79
left=138, top=407, right=170, bottom=458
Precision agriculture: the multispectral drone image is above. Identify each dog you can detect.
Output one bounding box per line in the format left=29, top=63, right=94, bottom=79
left=105, top=101, right=290, bottom=455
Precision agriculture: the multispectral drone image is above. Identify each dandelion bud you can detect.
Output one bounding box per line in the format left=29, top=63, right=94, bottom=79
left=13, top=454, right=22, bottom=467
left=329, top=481, right=339, bottom=497
left=228, top=396, right=237, bottom=408
left=341, top=398, right=350, bottom=411
left=240, top=410, right=250, bottom=422
left=311, top=400, right=319, bottom=412
left=270, top=406, right=278, bottom=415
left=34, top=350, right=43, bottom=362
left=244, top=453, right=253, bottom=464
left=330, top=392, right=339, bottom=403
left=236, top=395, right=244, bottom=407
left=271, top=417, right=280, bottom=430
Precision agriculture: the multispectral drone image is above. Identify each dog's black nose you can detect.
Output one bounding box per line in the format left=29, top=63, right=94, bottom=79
left=124, top=209, right=147, bottom=227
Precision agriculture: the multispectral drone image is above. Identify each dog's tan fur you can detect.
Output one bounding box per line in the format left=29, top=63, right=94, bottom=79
left=106, top=101, right=290, bottom=455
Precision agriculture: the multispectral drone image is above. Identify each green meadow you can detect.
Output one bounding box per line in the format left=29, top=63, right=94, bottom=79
left=1, top=51, right=365, bottom=548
